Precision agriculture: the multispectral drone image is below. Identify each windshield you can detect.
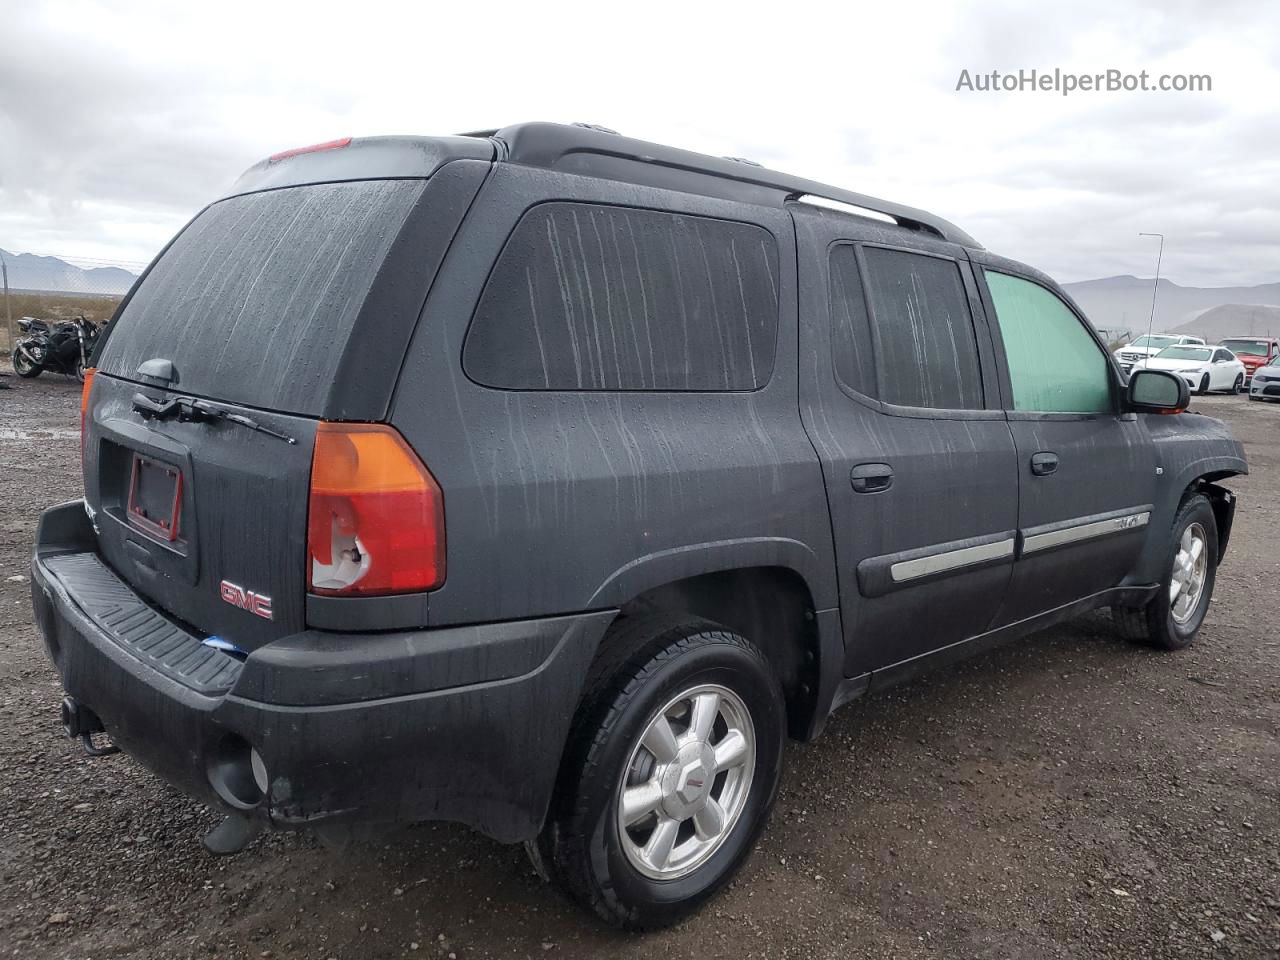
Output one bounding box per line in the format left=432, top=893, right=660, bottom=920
left=1220, top=339, right=1270, bottom=357
left=1156, top=346, right=1212, bottom=361
left=1132, top=335, right=1177, bottom=349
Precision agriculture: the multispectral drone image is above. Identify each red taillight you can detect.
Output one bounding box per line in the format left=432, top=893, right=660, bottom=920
left=307, top=422, right=444, bottom=596
left=269, top=137, right=352, bottom=163
left=79, top=368, right=96, bottom=460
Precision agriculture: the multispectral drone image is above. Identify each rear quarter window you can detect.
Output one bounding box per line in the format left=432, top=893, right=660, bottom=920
left=97, top=179, right=425, bottom=414
left=463, top=203, right=780, bottom=391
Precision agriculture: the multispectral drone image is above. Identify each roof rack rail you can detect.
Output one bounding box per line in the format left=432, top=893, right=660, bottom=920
left=570, top=122, right=620, bottom=135
left=456, top=128, right=500, bottom=138
left=792, top=194, right=898, bottom=224
left=491, top=122, right=980, bottom=248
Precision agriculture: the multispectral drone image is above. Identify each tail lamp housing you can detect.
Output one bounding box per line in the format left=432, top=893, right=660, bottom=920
left=79, top=368, right=97, bottom=459
left=307, top=422, right=445, bottom=596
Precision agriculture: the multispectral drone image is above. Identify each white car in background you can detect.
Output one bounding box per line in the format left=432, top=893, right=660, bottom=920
left=1132, top=345, right=1247, bottom=395
left=1114, top=333, right=1207, bottom=374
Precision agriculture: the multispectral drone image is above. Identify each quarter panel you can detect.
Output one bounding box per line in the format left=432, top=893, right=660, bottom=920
left=391, top=164, right=837, bottom=625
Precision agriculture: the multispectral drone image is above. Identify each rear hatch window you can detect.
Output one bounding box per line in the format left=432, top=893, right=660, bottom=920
left=97, top=179, right=426, bottom=414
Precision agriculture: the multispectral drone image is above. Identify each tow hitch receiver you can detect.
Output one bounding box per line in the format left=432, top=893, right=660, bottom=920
left=60, top=696, right=120, bottom=757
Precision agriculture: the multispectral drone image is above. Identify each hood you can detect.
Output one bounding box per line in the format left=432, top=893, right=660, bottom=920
left=1141, top=357, right=1209, bottom=372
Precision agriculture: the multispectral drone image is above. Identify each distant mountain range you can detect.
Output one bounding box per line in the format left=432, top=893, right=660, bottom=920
left=1063, top=275, right=1280, bottom=342
left=0, top=249, right=1275, bottom=342
left=0, top=248, right=138, bottom=296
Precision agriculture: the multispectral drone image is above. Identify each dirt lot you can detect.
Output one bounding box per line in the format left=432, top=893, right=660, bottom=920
left=0, top=375, right=1276, bottom=959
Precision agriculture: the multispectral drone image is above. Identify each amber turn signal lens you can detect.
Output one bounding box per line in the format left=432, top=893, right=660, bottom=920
left=307, top=422, right=444, bottom=596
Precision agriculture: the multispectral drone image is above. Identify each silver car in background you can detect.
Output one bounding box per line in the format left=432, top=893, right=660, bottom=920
left=1248, top=352, right=1280, bottom=402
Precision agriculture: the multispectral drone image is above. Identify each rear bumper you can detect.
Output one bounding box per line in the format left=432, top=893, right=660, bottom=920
left=31, top=500, right=614, bottom=843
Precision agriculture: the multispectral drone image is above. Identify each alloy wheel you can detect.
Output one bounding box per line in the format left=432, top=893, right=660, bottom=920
left=616, top=683, right=755, bottom=880
left=1170, top=521, right=1208, bottom=624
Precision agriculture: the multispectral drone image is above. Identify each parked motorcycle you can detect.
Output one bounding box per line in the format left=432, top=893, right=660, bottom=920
left=12, top=315, right=102, bottom=382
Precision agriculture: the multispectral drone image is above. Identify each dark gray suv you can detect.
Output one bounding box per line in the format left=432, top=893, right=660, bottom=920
left=30, top=123, right=1246, bottom=929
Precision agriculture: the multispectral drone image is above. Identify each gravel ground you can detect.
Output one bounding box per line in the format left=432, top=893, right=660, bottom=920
left=0, top=374, right=1276, bottom=959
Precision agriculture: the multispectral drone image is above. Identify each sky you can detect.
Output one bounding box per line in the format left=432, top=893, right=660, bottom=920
left=1, top=0, right=1277, bottom=286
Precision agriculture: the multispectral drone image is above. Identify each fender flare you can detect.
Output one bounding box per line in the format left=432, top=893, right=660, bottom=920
left=1130, top=454, right=1247, bottom=584
left=585, top=536, right=836, bottom=611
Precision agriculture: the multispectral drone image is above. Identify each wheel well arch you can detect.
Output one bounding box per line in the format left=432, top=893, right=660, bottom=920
left=598, top=566, right=822, bottom=740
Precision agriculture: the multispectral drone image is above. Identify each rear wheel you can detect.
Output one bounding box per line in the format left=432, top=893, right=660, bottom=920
left=536, top=618, right=785, bottom=929
left=1112, top=494, right=1217, bottom=650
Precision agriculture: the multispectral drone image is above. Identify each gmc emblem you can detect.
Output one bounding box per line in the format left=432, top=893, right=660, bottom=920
left=219, top=580, right=274, bottom=621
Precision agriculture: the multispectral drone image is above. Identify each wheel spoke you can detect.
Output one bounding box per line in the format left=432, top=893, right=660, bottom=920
left=1188, top=538, right=1204, bottom=564
left=643, top=815, right=679, bottom=870
left=693, top=799, right=725, bottom=841
left=689, top=692, right=720, bottom=742
left=1170, top=578, right=1183, bottom=603
left=714, top=729, right=749, bottom=772
left=621, top=781, right=664, bottom=826
left=642, top=714, right=680, bottom=764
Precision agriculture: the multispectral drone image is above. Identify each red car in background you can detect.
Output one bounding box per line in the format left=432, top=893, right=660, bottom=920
left=1219, top=336, right=1280, bottom=384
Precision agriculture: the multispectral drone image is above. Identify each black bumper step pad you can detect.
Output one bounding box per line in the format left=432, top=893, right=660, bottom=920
left=41, top=552, right=242, bottom=695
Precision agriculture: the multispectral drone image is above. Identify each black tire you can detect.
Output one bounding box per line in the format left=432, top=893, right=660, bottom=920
left=1233, top=374, right=1244, bottom=394
left=12, top=349, right=41, bottom=378
left=536, top=616, right=785, bottom=929
left=1111, top=493, right=1217, bottom=650
left=1197, top=373, right=1210, bottom=395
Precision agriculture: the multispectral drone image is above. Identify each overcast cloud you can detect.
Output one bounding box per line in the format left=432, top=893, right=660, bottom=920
left=1, top=0, right=1277, bottom=285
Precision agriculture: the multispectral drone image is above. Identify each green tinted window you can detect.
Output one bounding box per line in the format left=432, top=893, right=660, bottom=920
left=986, top=271, right=1112, bottom=413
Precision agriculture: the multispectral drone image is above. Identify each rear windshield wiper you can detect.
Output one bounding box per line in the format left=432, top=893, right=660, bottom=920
left=132, top=393, right=297, bottom=445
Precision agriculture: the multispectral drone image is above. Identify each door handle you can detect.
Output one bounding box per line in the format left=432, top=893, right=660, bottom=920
left=1030, top=452, right=1059, bottom=476
left=851, top=462, right=894, bottom=494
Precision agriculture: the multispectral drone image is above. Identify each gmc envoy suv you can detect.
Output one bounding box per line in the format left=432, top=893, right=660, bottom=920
left=31, top=123, right=1246, bottom=929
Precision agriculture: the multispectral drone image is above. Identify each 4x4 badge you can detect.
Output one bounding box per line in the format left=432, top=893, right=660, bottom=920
left=219, top=580, right=273, bottom=620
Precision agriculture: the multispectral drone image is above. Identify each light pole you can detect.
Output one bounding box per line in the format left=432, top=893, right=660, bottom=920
left=1138, top=232, right=1164, bottom=344
left=0, top=250, right=11, bottom=357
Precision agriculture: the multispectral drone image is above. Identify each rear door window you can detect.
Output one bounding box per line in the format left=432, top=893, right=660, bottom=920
left=859, top=246, right=984, bottom=410
left=463, top=203, right=780, bottom=391
left=96, top=179, right=425, bottom=414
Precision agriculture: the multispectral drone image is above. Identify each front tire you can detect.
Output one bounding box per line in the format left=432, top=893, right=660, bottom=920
left=537, top=618, right=785, bottom=929
left=1112, top=493, right=1217, bottom=650
left=1233, top=374, right=1244, bottom=394
left=1197, top=373, right=1210, bottom=395
left=12, top=348, right=41, bottom=378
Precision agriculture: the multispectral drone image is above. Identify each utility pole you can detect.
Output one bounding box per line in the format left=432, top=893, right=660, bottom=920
left=0, top=250, right=12, bottom=357
left=1138, top=232, right=1164, bottom=343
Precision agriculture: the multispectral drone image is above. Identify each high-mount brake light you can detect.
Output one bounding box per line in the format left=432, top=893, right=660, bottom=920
left=307, top=422, right=445, bottom=596
left=79, top=368, right=96, bottom=459
left=268, top=137, right=353, bottom=163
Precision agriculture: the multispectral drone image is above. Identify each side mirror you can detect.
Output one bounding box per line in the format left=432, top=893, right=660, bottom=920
left=1127, top=368, right=1190, bottom=414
